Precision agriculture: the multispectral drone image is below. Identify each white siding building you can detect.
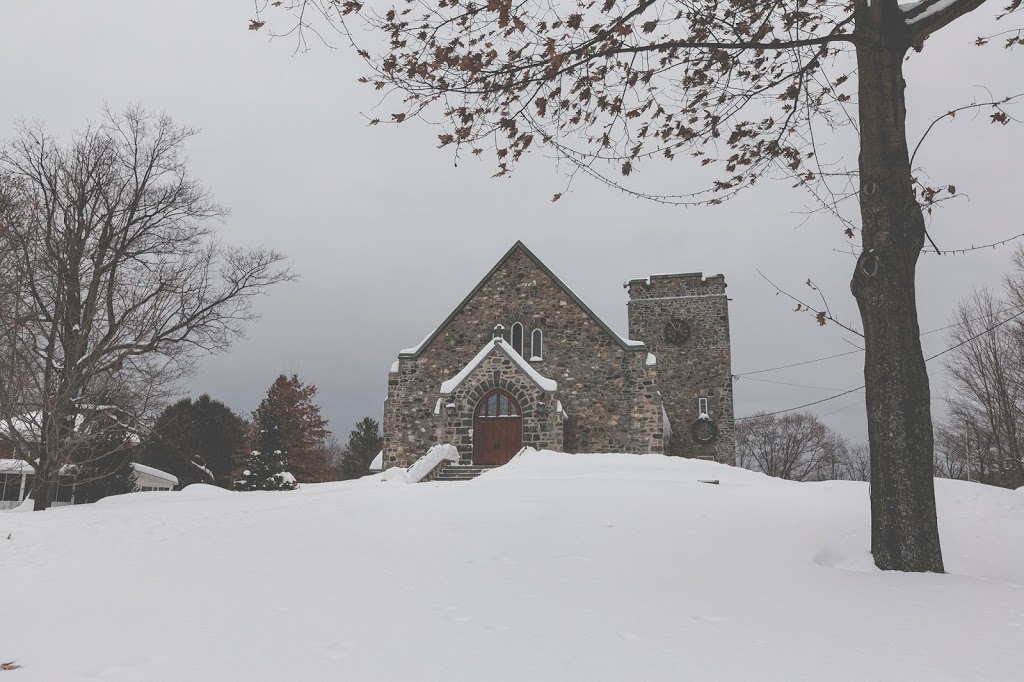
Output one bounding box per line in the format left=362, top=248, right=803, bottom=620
left=0, top=461, right=178, bottom=509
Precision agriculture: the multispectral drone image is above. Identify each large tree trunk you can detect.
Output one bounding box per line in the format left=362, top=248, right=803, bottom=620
left=852, top=3, right=944, bottom=572
left=30, top=461, right=55, bottom=511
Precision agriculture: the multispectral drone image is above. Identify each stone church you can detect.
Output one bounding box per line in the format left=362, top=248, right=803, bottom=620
left=381, top=241, right=735, bottom=469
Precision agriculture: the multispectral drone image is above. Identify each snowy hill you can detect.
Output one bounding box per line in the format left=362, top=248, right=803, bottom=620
left=1, top=450, right=1022, bottom=681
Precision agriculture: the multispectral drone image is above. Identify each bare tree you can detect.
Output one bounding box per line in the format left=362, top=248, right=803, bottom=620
left=933, top=422, right=971, bottom=481
left=845, top=442, right=871, bottom=482
left=939, top=270, right=1024, bottom=488
left=0, top=106, right=293, bottom=510
left=737, top=411, right=847, bottom=482
left=254, top=0, right=1024, bottom=571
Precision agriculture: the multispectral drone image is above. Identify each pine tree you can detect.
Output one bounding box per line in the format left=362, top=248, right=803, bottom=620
left=341, top=417, right=383, bottom=480
left=140, top=395, right=248, bottom=488
left=234, top=449, right=297, bottom=491
left=251, top=375, right=330, bottom=482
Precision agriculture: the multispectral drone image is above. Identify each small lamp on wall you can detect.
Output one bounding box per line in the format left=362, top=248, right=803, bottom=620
left=537, top=400, right=547, bottom=416
left=446, top=402, right=457, bottom=417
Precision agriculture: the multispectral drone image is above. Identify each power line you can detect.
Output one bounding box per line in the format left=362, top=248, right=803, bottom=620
left=817, top=398, right=866, bottom=418
left=738, top=307, right=1024, bottom=420
left=738, top=376, right=861, bottom=392
left=737, top=386, right=864, bottom=420
left=924, top=306, right=1024, bottom=362
left=735, top=303, right=1024, bottom=377
left=734, top=349, right=861, bottom=377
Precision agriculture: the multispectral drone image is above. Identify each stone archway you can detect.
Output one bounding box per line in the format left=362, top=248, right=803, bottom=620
left=473, top=388, right=523, bottom=465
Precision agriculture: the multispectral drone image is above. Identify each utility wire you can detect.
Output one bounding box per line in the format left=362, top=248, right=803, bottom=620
left=737, top=386, right=865, bottom=419
left=734, top=349, right=861, bottom=377
left=739, top=376, right=861, bottom=392
left=735, top=303, right=1024, bottom=377
left=737, top=306, right=1024, bottom=420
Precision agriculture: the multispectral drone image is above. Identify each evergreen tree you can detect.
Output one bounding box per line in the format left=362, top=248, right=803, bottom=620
left=251, top=375, right=330, bottom=482
left=341, top=417, right=383, bottom=480
left=140, top=395, right=248, bottom=488
left=234, top=449, right=297, bottom=491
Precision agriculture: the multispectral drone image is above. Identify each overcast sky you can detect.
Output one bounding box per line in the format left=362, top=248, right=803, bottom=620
left=2, top=2, right=1021, bottom=445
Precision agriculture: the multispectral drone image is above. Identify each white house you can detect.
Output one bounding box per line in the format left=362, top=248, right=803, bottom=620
left=0, top=460, right=178, bottom=509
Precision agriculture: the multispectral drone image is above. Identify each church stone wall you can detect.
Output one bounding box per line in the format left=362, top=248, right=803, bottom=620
left=382, top=248, right=662, bottom=469
left=627, top=273, right=736, bottom=464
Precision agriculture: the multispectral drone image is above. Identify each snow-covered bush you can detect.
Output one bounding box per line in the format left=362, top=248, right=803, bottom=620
left=234, top=450, right=297, bottom=491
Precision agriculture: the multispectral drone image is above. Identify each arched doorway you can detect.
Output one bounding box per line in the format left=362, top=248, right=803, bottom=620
left=473, top=388, right=523, bottom=465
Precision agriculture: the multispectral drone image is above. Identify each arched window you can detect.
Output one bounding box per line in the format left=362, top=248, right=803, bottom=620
left=531, top=328, right=543, bottom=360
left=476, top=388, right=520, bottom=417
left=511, top=322, right=524, bottom=356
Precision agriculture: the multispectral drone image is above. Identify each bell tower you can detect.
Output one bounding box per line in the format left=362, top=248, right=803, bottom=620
left=626, top=273, right=735, bottom=463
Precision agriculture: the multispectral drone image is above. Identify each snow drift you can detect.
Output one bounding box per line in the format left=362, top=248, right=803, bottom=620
left=1, top=450, right=1021, bottom=681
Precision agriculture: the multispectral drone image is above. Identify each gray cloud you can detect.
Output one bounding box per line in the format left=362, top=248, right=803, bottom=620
left=1, top=1, right=1019, bottom=444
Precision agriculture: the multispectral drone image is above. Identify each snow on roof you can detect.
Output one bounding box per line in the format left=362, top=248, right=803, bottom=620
left=662, top=406, right=673, bottom=441
left=399, top=327, right=438, bottom=356
left=131, top=463, right=179, bottom=485
left=0, top=459, right=35, bottom=475
left=619, top=334, right=646, bottom=348
left=389, top=360, right=400, bottom=374
left=645, top=353, right=657, bottom=367
left=1, top=410, right=137, bottom=442
left=0, top=414, right=41, bottom=439
left=440, top=338, right=558, bottom=395
left=369, top=450, right=383, bottom=471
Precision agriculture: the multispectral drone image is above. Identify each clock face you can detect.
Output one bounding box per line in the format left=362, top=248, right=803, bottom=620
left=664, top=318, right=692, bottom=345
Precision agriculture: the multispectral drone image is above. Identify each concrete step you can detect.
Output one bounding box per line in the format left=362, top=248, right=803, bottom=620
left=433, top=465, right=500, bottom=481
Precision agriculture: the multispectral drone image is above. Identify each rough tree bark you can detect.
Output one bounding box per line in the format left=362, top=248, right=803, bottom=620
left=852, top=1, right=943, bottom=572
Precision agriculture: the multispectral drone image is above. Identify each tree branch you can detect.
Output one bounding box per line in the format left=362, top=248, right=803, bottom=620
left=905, top=0, right=994, bottom=44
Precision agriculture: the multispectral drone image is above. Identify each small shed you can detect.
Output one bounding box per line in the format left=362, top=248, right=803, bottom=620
left=132, top=463, right=178, bottom=491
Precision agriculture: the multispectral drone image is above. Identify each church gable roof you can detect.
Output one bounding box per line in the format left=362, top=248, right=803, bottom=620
left=398, top=241, right=645, bottom=359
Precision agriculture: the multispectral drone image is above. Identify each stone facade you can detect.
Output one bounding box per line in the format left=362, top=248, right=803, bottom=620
left=627, top=273, right=736, bottom=463
left=382, top=242, right=733, bottom=468
left=436, top=346, right=563, bottom=463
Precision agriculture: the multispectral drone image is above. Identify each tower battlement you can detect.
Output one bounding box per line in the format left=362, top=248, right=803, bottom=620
left=625, top=272, right=727, bottom=300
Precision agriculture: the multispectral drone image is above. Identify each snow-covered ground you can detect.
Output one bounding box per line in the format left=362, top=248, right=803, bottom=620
left=1, top=450, right=1022, bottom=681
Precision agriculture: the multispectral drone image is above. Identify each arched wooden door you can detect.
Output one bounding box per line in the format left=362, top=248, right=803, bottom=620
left=473, top=388, right=523, bottom=465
